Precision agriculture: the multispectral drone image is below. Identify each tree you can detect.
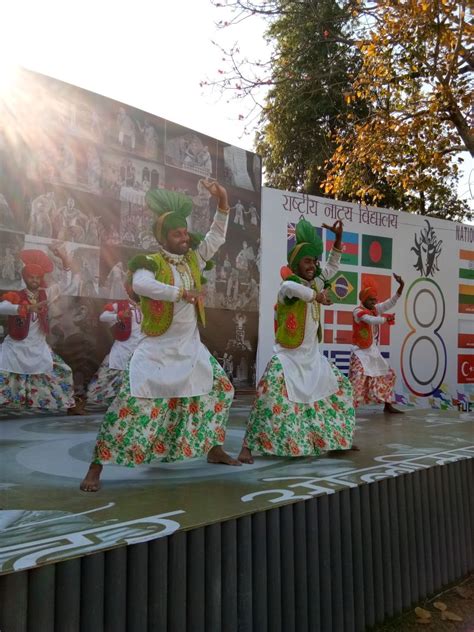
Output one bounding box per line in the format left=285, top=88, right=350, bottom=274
left=254, top=0, right=359, bottom=195
left=324, top=0, right=473, bottom=218
left=210, top=0, right=473, bottom=220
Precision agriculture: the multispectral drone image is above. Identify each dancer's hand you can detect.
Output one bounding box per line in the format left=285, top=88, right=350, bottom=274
left=201, top=179, right=229, bottom=210
left=183, top=288, right=206, bottom=305
left=393, top=273, right=405, bottom=295
left=315, top=290, right=333, bottom=306
left=385, top=314, right=395, bottom=325
left=322, top=220, right=343, bottom=249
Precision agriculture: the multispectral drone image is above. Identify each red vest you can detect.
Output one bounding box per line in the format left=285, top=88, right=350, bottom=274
left=352, top=306, right=376, bottom=349
left=8, top=289, right=49, bottom=341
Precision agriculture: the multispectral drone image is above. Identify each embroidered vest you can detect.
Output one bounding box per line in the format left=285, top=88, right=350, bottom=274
left=352, top=306, right=376, bottom=349
left=140, top=250, right=204, bottom=337
left=275, top=299, right=307, bottom=349
left=8, top=289, right=49, bottom=341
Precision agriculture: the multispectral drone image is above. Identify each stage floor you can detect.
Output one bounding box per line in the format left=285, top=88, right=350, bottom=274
left=1, top=396, right=472, bottom=574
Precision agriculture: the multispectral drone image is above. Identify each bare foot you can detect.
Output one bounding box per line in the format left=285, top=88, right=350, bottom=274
left=80, top=463, right=103, bottom=492
left=238, top=447, right=254, bottom=464
left=207, top=445, right=241, bottom=466
left=383, top=403, right=404, bottom=414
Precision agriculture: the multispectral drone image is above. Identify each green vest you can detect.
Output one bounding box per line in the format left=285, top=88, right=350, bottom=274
left=274, top=282, right=322, bottom=349
left=140, top=250, right=204, bottom=337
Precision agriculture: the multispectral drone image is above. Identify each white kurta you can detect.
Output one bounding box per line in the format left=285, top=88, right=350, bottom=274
left=0, top=275, right=71, bottom=375
left=352, top=294, right=399, bottom=377
left=99, top=303, right=145, bottom=370
left=275, top=249, right=341, bottom=404
left=130, top=210, right=228, bottom=399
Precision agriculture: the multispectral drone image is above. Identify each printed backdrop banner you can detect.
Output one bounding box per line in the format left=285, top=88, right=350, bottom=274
left=258, top=187, right=474, bottom=410
left=0, top=68, right=262, bottom=396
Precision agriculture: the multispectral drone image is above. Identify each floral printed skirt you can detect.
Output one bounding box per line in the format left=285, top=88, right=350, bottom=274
left=86, top=357, right=124, bottom=407
left=0, top=353, right=75, bottom=411
left=348, top=354, right=395, bottom=407
left=243, top=356, right=355, bottom=457
left=92, top=356, right=234, bottom=466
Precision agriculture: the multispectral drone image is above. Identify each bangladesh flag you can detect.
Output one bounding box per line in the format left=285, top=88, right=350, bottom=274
left=326, top=231, right=358, bottom=266
left=328, top=270, right=358, bottom=305
left=459, top=249, right=474, bottom=281
left=361, top=235, right=392, bottom=269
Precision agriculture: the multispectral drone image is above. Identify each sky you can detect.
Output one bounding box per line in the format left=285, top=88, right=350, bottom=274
left=0, top=0, right=472, bottom=210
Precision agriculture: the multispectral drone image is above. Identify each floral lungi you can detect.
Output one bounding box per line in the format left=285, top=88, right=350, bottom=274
left=92, top=356, right=234, bottom=466
left=0, top=353, right=74, bottom=411
left=243, top=356, right=355, bottom=456
left=348, top=354, right=395, bottom=407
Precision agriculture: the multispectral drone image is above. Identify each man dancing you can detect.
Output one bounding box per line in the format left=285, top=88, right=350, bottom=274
left=80, top=181, right=239, bottom=492
left=349, top=274, right=405, bottom=413
left=0, top=248, right=74, bottom=410
left=86, top=285, right=144, bottom=407
left=239, top=218, right=356, bottom=463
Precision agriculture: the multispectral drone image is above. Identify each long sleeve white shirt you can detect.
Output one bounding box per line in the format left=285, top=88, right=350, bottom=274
left=99, top=303, right=145, bottom=370
left=352, top=293, right=400, bottom=377
left=129, top=209, right=228, bottom=398
left=0, top=272, right=73, bottom=375
left=274, top=248, right=341, bottom=403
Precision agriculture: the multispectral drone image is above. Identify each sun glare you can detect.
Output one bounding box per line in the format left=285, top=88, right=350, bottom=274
left=0, top=63, right=19, bottom=100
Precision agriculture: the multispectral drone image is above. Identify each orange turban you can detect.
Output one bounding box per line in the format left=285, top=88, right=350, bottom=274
left=20, top=250, right=54, bottom=285
left=359, top=286, right=377, bottom=302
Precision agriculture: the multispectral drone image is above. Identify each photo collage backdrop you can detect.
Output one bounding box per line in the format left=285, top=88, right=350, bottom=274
left=0, top=69, right=262, bottom=397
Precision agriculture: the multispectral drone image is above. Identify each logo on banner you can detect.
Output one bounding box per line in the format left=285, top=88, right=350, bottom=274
left=287, top=222, right=321, bottom=254
left=458, top=354, right=474, bottom=384
left=326, top=231, right=359, bottom=266
left=361, top=235, right=392, bottom=269
left=411, top=219, right=442, bottom=277
left=401, top=278, right=447, bottom=397
left=328, top=271, right=358, bottom=305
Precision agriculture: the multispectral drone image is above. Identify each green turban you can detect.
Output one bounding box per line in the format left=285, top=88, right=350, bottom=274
left=288, top=218, right=323, bottom=271
left=146, top=188, right=193, bottom=244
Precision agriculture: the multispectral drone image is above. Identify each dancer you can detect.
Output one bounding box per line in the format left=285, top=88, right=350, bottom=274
left=0, top=248, right=75, bottom=411
left=349, top=274, right=405, bottom=413
left=85, top=285, right=144, bottom=407
left=239, top=218, right=356, bottom=463
left=81, top=181, right=239, bottom=492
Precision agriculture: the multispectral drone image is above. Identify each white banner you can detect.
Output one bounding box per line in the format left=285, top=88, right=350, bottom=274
left=258, top=187, right=474, bottom=411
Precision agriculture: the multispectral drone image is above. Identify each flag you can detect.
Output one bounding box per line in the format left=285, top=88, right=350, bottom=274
left=323, top=309, right=353, bottom=344
left=458, top=354, right=474, bottom=383
left=326, top=231, right=358, bottom=266
left=459, top=249, right=474, bottom=281
left=323, top=349, right=390, bottom=375
left=458, top=320, right=474, bottom=349
left=361, top=234, right=392, bottom=269
left=360, top=272, right=392, bottom=302
left=328, top=270, right=358, bottom=305
left=459, top=283, right=474, bottom=314
left=287, top=222, right=321, bottom=254
left=323, top=349, right=352, bottom=375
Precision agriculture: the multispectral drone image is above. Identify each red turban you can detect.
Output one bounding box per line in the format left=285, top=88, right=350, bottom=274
left=359, top=277, right=378, bottom=303
left=20, top=250, right=54, bottom=285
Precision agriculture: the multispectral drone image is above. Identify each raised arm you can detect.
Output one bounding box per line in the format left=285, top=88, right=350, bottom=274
left=196, top=180, right=230, bottom=263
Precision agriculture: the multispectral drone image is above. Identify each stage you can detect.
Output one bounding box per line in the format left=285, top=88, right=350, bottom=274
left=0, top=397, right=473, bottom=631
